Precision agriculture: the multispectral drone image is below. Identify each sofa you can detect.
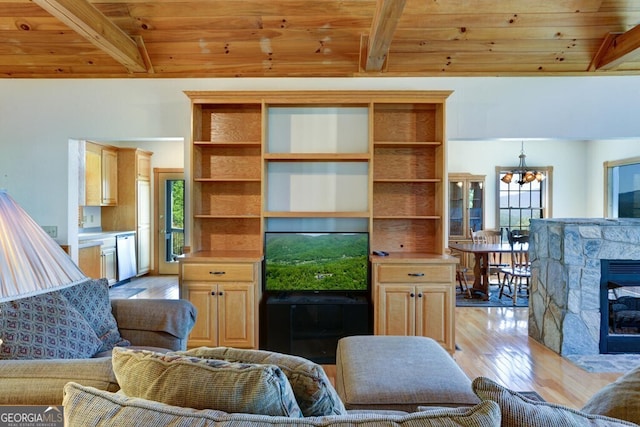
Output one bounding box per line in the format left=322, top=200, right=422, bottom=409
left=62, top=343, right=640, bottom=427
left=0, top=278, right=196, bottom=405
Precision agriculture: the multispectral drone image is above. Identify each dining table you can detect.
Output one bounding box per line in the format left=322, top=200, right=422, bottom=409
left=448, top=242, right=528, bottom=300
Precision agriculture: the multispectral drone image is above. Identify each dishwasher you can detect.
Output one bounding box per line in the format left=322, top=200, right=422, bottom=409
left=116, top=233, right=137, bottom=282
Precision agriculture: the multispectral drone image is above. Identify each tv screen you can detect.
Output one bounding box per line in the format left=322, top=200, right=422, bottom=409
left=264, top=232, right=369, bottom=293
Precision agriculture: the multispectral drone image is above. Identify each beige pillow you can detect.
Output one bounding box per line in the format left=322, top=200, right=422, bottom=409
left=472, top=376, right=638, bottom=427
left=178, top=346, right=346, bottom=416
left=582, top=365, right=640, bottom=424
left=63, top=382, right=502, bottom=427
left=111, top=348, right=302, bottom=417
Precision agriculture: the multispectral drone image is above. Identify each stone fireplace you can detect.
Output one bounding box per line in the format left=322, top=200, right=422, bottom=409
left=529, top=218, right=640, bottom=356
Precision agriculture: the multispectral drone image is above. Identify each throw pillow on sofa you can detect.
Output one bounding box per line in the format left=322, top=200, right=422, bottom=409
left=111, top=347, right=303, bottom=417
left=582, top=364, right=640, bottom=425
left=0, top=291, right=103, bottom=359
left=63, top=381, right=503, bottom=427
left=60, top=278, right=130, bottom=352
left=178, top=346, right=346, bottom=417
left=472, top=376, right=638, bottom=427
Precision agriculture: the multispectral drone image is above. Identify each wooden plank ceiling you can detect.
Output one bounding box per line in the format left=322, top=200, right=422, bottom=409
left=1, top=0, right=640, bottom=78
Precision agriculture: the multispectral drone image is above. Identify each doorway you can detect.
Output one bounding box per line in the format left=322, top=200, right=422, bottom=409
left=155, top=169, right=184, bottom=274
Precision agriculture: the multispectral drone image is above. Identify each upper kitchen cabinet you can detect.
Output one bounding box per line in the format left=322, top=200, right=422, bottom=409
left=102, top=148, right=153, bottom=276
left=81, top=141, right=118, bottom=207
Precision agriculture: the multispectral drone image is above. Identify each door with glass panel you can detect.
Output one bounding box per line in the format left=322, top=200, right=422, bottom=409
left=156, top=170, right=185, bottom=274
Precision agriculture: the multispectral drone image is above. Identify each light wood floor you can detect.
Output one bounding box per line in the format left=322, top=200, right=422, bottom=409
left=118, top=275, right=623, bottom=409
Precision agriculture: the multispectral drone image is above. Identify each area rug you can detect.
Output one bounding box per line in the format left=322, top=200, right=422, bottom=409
left=565, top=354, right=640, bottom=373
left=108, top=287, right=145, bottom=299
left=456, top=288, right=528, bottom=308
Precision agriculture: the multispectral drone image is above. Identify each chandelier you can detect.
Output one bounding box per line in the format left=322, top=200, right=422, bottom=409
left=500, top=142, right=544, bottom=186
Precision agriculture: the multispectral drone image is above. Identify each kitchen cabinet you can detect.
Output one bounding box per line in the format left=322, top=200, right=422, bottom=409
left=448, top=173, right=485, bottom=271
left=102, top=148, right=153, bottom=276
left=83, top=141, right=118, bottom=207
left=101, top=243, right=117, bottom=286
left=78, top=244, right=101, bottom=279
left=179, top=258, right=261, bottom=349
left=372, top=255, right=457, bottom=354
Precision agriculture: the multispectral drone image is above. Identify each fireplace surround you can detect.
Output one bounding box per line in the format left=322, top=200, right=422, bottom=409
left=529, top=218, right=640, bottom=356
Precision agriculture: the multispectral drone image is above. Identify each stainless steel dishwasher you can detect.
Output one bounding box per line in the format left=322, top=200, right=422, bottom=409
left=116, top=233, right=137, bottom=281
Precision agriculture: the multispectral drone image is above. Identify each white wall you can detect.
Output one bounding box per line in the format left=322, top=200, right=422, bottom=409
left=1, top=77, right=639, bottom=244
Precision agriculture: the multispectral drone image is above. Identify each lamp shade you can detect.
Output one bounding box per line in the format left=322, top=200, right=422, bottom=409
left=0, top=190, right=86, bottom=302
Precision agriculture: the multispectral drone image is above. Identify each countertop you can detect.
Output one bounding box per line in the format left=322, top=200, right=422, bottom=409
left=78, top=230, right=136, bottom=248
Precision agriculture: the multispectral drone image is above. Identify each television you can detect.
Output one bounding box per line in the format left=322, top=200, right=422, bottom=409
left=263, top=232, right=370, bottom=294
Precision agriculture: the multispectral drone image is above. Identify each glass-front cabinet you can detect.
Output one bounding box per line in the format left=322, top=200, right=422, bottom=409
left=448, top=173, right=485, bottom=240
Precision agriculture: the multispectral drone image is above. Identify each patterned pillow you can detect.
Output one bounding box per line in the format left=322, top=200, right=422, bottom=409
left=60, top=278, right=130, bottom=352
left=0, top=291, right=102, bottom=359
left=112, top=348, right=303, bottom=417
left=472, top=376, right=638, bottom=427
left=582, top=364, right=640, bottom=424
left=178, top=346, right=346, bottom=417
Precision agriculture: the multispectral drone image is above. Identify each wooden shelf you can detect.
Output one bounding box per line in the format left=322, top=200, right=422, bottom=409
left=194, top=178, right=261, bottom=182
left=194, top=141, right=261, bottom=147
left=264, top=211, right=370, bottom=218
left=373, top=178, right=441, bottom=183
left=188, top=91, right=449, bottom=255
left=264, top=153, right=370, bottom=161
left=374, top=141, right=441, bottom=147
left=373, top=216, right=441, bottom=220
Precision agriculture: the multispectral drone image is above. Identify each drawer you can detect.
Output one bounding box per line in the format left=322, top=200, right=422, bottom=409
left=376, top=264, right=454, bottom=283
left=182, top=263, right=255, bottom=282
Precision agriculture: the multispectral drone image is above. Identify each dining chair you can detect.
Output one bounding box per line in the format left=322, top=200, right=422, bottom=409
left=470, top=228, right=508, bottom=284
left=498, top=230, right=530, bottom=305
left=449, top=248, right=472, bottom=298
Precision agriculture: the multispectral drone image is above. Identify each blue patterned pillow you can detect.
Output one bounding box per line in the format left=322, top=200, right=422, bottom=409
left=0, top=292, right=103, bottom=359
left=60, top=278, right=130, bottom=352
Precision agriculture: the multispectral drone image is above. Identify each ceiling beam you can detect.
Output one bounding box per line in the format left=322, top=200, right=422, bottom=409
left=589, top=24, right=640, bottom=71
left=33, top=0, right=148, bottom=73
left=363, top=0, right=407, bottom=72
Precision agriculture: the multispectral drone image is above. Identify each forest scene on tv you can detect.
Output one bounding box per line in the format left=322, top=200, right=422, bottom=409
left=265, top=233, right=369, bottom=292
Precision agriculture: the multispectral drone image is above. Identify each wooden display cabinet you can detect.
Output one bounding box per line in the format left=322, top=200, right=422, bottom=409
left=448, top=173, right=486, bottom=271
left=183, top=91, right=455, bottom=352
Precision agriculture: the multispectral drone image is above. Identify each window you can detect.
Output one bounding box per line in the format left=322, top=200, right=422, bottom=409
left=496, top=166, right=552, bottom=232
left=605, top=157, right=640, bottom=218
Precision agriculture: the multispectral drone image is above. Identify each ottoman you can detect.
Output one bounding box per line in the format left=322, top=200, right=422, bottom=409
left=335, top=335, right=480, bottom=412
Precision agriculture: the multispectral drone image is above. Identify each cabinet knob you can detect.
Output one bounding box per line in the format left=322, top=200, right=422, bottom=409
left=418, top=293, right=423, bottom=298
left=210, top=271, right=226, bottom=275
left=210, top=291, right=216, bottom=296
left=218, top=291, right=223, bottom=296
left=407, top=273, right=425, bottom=277
left=410, top=293, right=415, bottom=298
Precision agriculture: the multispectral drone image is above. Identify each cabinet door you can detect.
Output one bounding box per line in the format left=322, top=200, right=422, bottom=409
left=85, top=144, right=102, bottom=206
left=102, top=148, right=118, bottom=206
left=101, top=246, right=117, bottom=285
left=376, top=284, right=416, bottom=336
left=416, top=284, right=454, bottom=352
left=218, top=283, right=255, bottom=348
left=184, top=283, right=218, bottom=347
left=468, top=180, right=484, bottom=234
left=79, top=245, right=101, bottom=278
